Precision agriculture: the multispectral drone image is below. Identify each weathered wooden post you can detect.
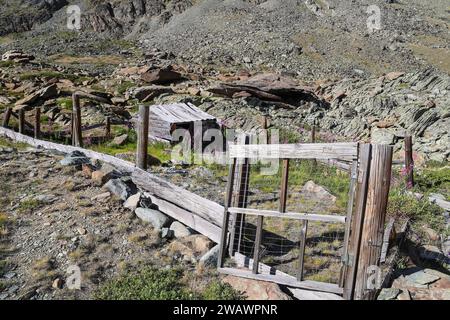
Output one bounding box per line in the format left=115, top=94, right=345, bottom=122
left=18, top=109, right=25, bottom=134
left=136, top=105, right=149, bottom=170
left=353, top=144, right=393, bottom=300
left=229, top=134, right=250, bottom=256
left=404, top=136, right=414, bottom=189
left=105, top=116, right=111, bottom=138
left=72, top=93, right=82, bottom=147
left=343, top=144, right=372, bottom=300
left=311, top=122, right=317, bottom=167
left=2, top=107, right=12, bottom=128
left=34, top=107, right=41, bottom=139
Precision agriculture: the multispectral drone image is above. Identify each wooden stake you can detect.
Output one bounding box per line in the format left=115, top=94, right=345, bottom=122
left=279, top=159, right=290, bottom=213
left=353, top=144, right=393, bottom=300
left=404, top=136, right=414, bottom=189
left=136, top=105, right=149, bottom=170
left=2, top=107, right=12, bottom=128
left=218, top=159, right=237, bottom=268
left=72, top=93, right=82, bottom=147
left=18, top=109, right=25, bottom=134
left=297, top=220, right=308, bottom=281
left=105, top=116, right=111, bottom=138
left=34, top=107, right=41, bottom=139
left=252, top=215, right=264, bottom=274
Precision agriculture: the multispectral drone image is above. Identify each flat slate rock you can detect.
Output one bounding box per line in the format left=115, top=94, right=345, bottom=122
left=405, top=270, right=440, bottom=286
left=377, top=288, right=401, bottom=300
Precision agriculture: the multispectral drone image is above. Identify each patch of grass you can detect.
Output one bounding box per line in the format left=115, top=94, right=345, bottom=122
left=94, top=267, right=195, bottom=300
left=56, top=97, right=73, bottom=110
left=201, top=280, right=245, bottom=300
left=17, top=199, right=42, bottom=214
left=0, top=136, right=28, bottom=150
left=116, top=81, right=135, bottom=95
left=0, top=60, right=14, bottom=68
left=94, top=267, right=243, bottom=300
left=387, top=188, right=447, bottom=236
left=415, top=164, right=450, bottom=200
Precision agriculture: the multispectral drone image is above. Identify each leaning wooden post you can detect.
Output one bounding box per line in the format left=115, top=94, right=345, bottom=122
left=105, top=116, right=111, bottom=138
left=72, top=93, right=82, bottom=147
left=34, top=107, right=41, bottom=139
left=2, top=107, right=12, bottom=128
left=136, top=105, right=149, bottom=170
left=404, top=136, right=414, bottom=189
left=18, top=109, right=25, bottom=134
left=353, top=144, right=393, bottom=300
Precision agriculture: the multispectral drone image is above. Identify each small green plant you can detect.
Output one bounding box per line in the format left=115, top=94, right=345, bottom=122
left=17, top=199, right=42, bottom=214
left=94, top=267, right=194, bottom=300
left=201, top=280, right=245, bottom=300
left=387, top=188, right=447, bottom=236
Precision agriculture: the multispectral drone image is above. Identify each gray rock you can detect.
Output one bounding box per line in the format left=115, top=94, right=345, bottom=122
left=199, top=244, right=220, bottom=267
left=111, top=134, right=128, bottom=146
left=169, top=221, right=193, bottom=238
left=377, top=288, right=401, bottom=300
left=135, top=208, right=170, bottom=230
left=104, top=179, right=132, bottom=201
left=60, top=151, right=90, bottom=166
left=405, top=270, right=440, bottom=285
left=161, top=227, right=174, bottom=239
left=124, top=193, right=141, bottom=211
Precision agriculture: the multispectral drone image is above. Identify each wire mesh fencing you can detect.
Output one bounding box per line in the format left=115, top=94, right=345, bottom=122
left=227, top=158, right=350, bottom=285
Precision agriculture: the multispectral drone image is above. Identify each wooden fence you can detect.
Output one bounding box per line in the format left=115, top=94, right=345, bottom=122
left=1, top=102, right=408, bottom=300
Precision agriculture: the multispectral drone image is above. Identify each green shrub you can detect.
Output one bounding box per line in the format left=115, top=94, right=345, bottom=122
left=415, top=165, right=450, bottom=200
left=387, top=188, right=447, bottom=235
left=94, top=267, right=243, bottom=300
left=201, top=280, right=245, bottom=300
left=94, top=267, right=194, bottom=300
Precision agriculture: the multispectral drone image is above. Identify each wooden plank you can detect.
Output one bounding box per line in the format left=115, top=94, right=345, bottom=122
left=2, top=107, right=12, bottom=128
left=150, top=196, right=221, bottom=243
left=343, top=144, right=372, bottom=300
left=339, top=160, right=358, bottom=287
left=318, top=159, right=351, bottom=171
left=218, top=160, right=237, bottom=268
left=354, top=144, right=393, bottom=300
left=252, top=215, right=264, bottom=274
left=228, top=207, right=346, bottom=224
left=229, top=143, right=358, bottom=161
left=297, top=220, right=308, bottom=281
left=218, top=268, right=343, bottom=295
left=0, top=126, right=225, bottom=233
left=380, top=218, right=396, bottom=263
left=136, top=105, right=149, bottom=170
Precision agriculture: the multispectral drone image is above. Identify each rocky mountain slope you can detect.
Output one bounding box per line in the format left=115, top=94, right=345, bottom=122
left=1, top=0, right=449, bottom=79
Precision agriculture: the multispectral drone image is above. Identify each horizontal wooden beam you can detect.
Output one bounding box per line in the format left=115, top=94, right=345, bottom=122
left=218, top=267, right=343, bottom=295
left=229, top=143, right=358, bottom=161
left=0, top=127, right=223, bottom=242
left=228, top=207, right=346, bottom=224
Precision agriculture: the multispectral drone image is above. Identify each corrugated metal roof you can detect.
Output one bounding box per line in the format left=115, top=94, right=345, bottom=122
left=150, top=103, right=216, bottom=124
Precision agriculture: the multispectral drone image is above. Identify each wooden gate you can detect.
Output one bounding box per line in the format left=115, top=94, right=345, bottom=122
left=217, top=142, right=393, bottom=300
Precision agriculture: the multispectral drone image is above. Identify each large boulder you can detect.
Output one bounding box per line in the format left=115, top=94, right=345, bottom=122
left=135, top=208, right=170, bottom=230
left=223, top=275, right=291, bottom=300
left=104, top=178, right=133, bottom=201
left=60, top=151, right=90, bottom=167
left=141, top=67, right=182, bottom=85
